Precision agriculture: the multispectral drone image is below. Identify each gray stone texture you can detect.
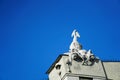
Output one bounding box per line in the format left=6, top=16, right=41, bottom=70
left=47, top=55, right=120, bottom=80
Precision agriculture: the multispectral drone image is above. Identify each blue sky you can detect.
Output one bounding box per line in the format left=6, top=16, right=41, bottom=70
left=0, top=0, right=120, bottom=80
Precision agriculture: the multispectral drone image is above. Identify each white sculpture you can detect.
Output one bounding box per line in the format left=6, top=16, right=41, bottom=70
left=68, top=30, right=80, bottom=64
left=67, top=30, right=97, bottom=66
left=71, top=29, right=80, bottom=42
left=78, top=50, right=86, bottom=57
left=86, top=50, right=94, bottom=61
left=69, top=30, right=83, bottom=64
left=78, top=50, right=87, bottom=64
left=69, top=29, right=81, bottom=51
left=83, top=50, right=95, bottom=65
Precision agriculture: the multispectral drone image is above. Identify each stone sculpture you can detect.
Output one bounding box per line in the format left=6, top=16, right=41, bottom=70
left=67, top=30, right=98, bottom=66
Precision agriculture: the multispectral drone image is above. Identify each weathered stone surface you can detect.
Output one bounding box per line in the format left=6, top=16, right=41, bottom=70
left=47, top=55, right=120, bottom=80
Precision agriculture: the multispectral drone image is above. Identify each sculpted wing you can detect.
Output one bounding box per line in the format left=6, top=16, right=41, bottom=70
left=76, top=31, right=80, bottom=37
left=71, top=30, right=76, bottom=37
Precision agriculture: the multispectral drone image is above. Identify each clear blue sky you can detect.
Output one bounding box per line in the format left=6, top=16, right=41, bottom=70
left=0, top=0, right=120, bottom=80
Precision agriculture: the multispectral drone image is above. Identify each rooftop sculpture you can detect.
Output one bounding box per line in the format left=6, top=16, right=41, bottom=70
left=70, top=29, right=81, bottom=50
left=67, top=30, right=99, bottom=66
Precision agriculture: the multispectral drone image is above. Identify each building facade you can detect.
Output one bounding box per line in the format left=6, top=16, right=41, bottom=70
left=46, top=30, right=120, bottom=80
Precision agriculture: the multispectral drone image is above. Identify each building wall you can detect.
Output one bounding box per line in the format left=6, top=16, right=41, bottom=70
left=63, top=73, right=107, bottom=80
left=62, top=56, right=106, bottom=79
left=48, top=56, right=68, bottom=80
left=47, top=55, right=120, bottom=80
left=103, top=62, right=120, bottom=80
left=64, top=76, right=79, bottom=80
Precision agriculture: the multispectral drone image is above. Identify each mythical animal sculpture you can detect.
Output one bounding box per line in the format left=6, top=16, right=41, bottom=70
left=67, top=30, right=96, bottom=66
left=69, top=29, right=81, bottom=51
